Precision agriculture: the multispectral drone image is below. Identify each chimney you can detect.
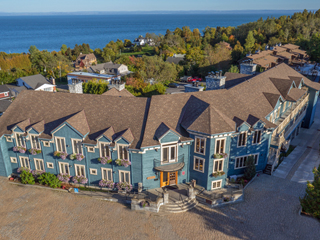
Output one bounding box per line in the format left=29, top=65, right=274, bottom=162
left=80, top=52, right=82, bottom=55
left=52, top=78, right=55, bottom=85
left=219, top=70, right=222, bottom=77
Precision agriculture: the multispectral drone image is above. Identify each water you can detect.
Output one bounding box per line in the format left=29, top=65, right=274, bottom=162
left=0, top=12, right=297, bottom=53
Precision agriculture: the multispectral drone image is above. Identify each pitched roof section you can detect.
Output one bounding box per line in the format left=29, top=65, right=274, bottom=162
left=102, top=88, right=134, bottom=97
left=224, top=72, right=253, bottom=89
left=97, top=126, right=115, bottom=141
left=269, top=78, right=294, bottom=99
left=18, top=74, right=52, bottom=89
left=154, top=122, right=181, bottom=141
left=288, top=76, right=303, bottom=87
left=287, top=88, right=306, bottom=101
left=65, top=110, right=90, bottom=136
left=28, top=120, right=45, bottom=133
left=15, top=118, right=30, bottom=132
left=115, top=128, right=134, bottom=144
left=263, top=92, right=281, bottom=108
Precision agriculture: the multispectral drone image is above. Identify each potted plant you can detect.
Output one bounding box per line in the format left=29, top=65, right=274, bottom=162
left=54, top=151, right=68, bottom=160
left=31, top=169, right=45, bottom=177
left=17, top=167, right=31, bottom=173
left=70, top=153, right=85, bottom=161
left=116, top=181, right=132, bottom=193
left=13, top=146, right=27, bottom=153
left=57, top=173, right=71, bottom=183
left=213, top=153, right=228, bottom=159
left=98, top=156, right=112, bottom=164
left=211, top=171, right=225, bottom=178
left=99, top=179, right=115, bottom=189
left=115, top=159, right=131, bottom=167
left=140, top=200, right=150, bottom=208
left=72, top=175, right=88, bottom=184
left=29, top=148, right=42, bottom=155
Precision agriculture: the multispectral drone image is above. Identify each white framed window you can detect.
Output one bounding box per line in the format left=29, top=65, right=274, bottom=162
left=43, top=141, right=50, bottom=147
left=100, top=142, right=110, bottom=157
left=102, top=168, right=113, bottom=180
left=47, top=162, right=54, bottom=169
left=269, top=112, right=274, bottom=123
left=213, top=159, right=224, bottom=173
left=10, top=157, right=17, bottom=163
left=15, top=133, right=25, bottom=147
left=252, top=130, right=262, bottom=144
left=161, top=143, right=177, bottom=163
left=72, top=139, right=82, bottom=154
left=87, top=146, right=95, bottom=153
left=30, top=135, right=41, bottom=149
left=194, top=137, right=205, bottom=155
left=34, top=158, right=45, bottom=171
left=235, top=154, right=259, bottom=169
left=75, top=164, right=86, bottom=177
left=59, top=162, right=69, bottom=174
left=237, top=132, right=247, bottom=147
left=211, top=180, right=222, bottom=190
left=119, top=170, right=130, bottom=183
left=19, top=156, right=30, bottom=169
left=276, top=106, right=281, bottom=118
left=118, top=144, right=129, bottom=160
left=6, top=136, right=13, bottom=142
left=90, top=168, right=97, bottom=175
left=193, top=157, right=205, bottom=173
left=283, top=101, right=287, bottom=112
left=215, top=138, right=226, bottom=154
left=4, top=92, right=8, bottom=97
left=55, top=137, right=66, bottom=152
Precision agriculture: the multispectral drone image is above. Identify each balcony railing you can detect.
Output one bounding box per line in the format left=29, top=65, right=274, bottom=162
left=153, top=154, right=184, bottom=169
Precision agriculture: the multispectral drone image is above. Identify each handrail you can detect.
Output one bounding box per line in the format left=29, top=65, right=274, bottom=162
left=153, top=154, right=184, bottom=169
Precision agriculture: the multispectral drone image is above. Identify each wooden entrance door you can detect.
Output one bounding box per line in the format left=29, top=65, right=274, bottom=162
left=160, top=171, right=178, bottom=187
left=169, top=172, right=176, bottom=185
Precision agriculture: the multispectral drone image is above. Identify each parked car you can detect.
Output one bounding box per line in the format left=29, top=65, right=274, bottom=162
left=168, top=83, right=179, bottom=88
left=180, top=76, right=192, bottom=82
left=187, top=78, right=197, bottom=83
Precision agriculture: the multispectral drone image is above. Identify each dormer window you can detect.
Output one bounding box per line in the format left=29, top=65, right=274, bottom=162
left=55, top=137, right=66, bottom=152
left=30, top=135, right=41, bottom=149
left=161, top=144, right=177, bottom=163
left=252, top=130, right=262, bottom=144
left=72, top=139, right=82, bottom=154
left=237, top=132, right=247, bottom=147
left=118, top=145, right=128, bottom=160
left=15, top=133, right=25, bottom=147
left=100, top=142, right=110, bottom=158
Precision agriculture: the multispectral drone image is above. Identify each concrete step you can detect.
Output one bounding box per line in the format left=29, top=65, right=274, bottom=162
left=160, top=201, right=198, bottom=213
left=165, top=197, right=194, bottom=206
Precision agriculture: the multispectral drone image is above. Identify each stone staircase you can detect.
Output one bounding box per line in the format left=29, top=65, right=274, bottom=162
left=159, top=198, right=198, bottom=213
left=263, top=164, right=273, bottom=175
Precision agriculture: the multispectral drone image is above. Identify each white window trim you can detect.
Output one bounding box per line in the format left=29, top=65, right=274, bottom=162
left=58, top=162, right=69, bottom=174
left=19, top=156, right=30, bottom=169
left=99, top=142, right=111, bottom=157
left=211, top=180, right=223, bottom=190
left=10, top=157, right=17, bottom=163
left=234, top=153, right=259, bottom=170
left=118, top=170, right=130, bottom=184
left=237, top=131, right=247, bottom=147
left=4, top=92, right=8, bottom=97
left=101, top=167, right=113, bottom=180
left=74, top=164, right=86, bottom=177
left=55, top=137, right=66, bottom=153
left=6, top=136, right=13, bottom=142
left=87, top=146, right=95, bottom=153
left=34, top=158, right=45, bottom=171
left=15, top=132, right=25, bottom=147
left=252, top=130, right=262, bottom=145
left=90, top=168, right=98, bottom=175
left=160, top=141, right=178, bottom=164
left=117, top=144, right=130, bottom=160
left=193, top=156, right=205, bottom=173
left=213, top=158, right=224, bottom=173
left=43, top=141, right=50, bottom=147
left=71, top=138, right=83, bottom=154
left=47, top=162, right=54, bottom=169
left=194, top=136, right=206, bottom=155
left=29, top=134, right=41, bottom=150
left=214, top=138, right=226, bottom=154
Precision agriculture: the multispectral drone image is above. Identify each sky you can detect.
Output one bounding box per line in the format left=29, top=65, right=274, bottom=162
left=0, top=0, right=318, bottom=12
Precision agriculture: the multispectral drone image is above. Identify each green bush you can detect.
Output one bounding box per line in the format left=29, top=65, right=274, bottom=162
left=300, top=165, right=320, bottom=220
left=20, top=170, right=35, bottom=185
left=38, top=172, right=61, bottom=188
left=244, top=155, right=256, bottom=181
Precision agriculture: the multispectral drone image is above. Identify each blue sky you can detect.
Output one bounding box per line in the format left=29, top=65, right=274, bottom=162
left=0, top=0, right=318, bottom=12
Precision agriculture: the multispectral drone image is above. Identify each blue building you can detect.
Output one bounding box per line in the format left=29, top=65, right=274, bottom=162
left=0, top=63, right=319, bottom=191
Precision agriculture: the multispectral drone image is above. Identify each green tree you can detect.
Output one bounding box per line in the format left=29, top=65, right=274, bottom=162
left=228, top=65, right=239, bottom=73
left=231, top=41, right=244, bottom=63
left=307, top=33, right=320, bottom=63
left=60, top=44, right=67, bottom=54
left=244, top=155, right=256, bottom=180
left=244, top=31, right=255, bottom=54
left=124, top=39, right=132, bottom=48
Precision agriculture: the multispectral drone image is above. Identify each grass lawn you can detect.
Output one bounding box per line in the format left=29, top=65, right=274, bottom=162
left=118, top=46, right=155, bottom=57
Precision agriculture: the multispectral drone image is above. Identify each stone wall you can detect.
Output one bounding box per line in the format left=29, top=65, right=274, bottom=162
left=68, top=83, right=83, bottom=94
left=240, top=63, right=257, bottom=75
left=205, top=76, right=226, bottom=90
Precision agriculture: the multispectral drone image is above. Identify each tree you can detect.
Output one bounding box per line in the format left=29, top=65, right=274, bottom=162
left=60, top=44, right=67, bottom=54
left=244, top=155, right=256, bottom=180
left=231, top=41, right=244, bottom=63
left=307, top=33, right=320, bottom=63
left=228, top=65, right=239, bottom=73
left=244, top=31, right=255, bottom=54
left=124, top=39, right=132, bottom=48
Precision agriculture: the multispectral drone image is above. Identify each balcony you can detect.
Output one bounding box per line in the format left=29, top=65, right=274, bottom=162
left=153, top=154, right=185, bottom=172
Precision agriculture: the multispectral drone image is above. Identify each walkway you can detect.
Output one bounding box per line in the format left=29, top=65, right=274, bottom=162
left=273, top=99, right=320, bottom=183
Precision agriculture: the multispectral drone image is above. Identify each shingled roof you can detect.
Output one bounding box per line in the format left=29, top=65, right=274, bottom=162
left=102, top=88, right=134, bottom=97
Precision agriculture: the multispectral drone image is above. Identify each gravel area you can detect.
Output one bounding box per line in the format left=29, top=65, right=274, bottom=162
left=0, top=174, right=319, bottom=240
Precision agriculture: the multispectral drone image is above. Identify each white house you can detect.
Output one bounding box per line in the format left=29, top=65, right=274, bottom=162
left=16, top=74, right=56, bottom=92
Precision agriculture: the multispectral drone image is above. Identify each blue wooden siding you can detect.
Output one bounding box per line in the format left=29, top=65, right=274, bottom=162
left=159, top=131, right=180, bottom=143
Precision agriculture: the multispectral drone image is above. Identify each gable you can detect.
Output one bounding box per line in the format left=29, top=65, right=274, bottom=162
left=159, top=130, right=180, bottom=144
left=252, top=120, right=265, bottom=130
left=12, top=126, right=24, bottom=133
left=52, top=123, right=83, bottom=139
left=237, top=122, right=250, bottom=132
left=97, top=135, right=112, bottom=143
left=27, top=128, right=39, bottom=135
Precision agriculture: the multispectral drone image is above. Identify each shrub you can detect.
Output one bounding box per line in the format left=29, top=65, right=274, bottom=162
left=54, top=151, right=68, bottom=160
left=116, top=182, right=132, bottom=192
left=20, top=170, right=35, bottom=185
left=17, top=167, right=31, bottom=173
left=70, top=153, right=85, bottom=161
left=28, top=148, right=42, bottom=155
left=38, top=172, right=61, bottom=188
left=57, top=173, right=71, bottom=183
left=244, top=155, right=256, bottom=181
left=300, top=165, right=320, bottom=220
left=99, top=179, right=115, bottom=188
left=212, top=171, right=225, bottom=178
left=31, top=169, right=45, bottom=177
left=73, top=175, right=88, bottom=184
left=98, top=156, right=112, bottom=164
left=115, top=159, right=131, bottom=167
left=213, top=153, right=228, bottom=159
left=13, top=146, right=26, bottom=153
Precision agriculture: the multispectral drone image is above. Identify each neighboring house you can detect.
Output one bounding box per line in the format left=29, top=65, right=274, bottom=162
left=166, top=54, right=185, bottom=64
left=102, top=87, right=134, bottom=97
left=0, top=85, right=13, bottom=116
left=88, top=62, right=130, bottom=76
left=0, top=63, right=319, bottom=193
left=67, top=72, right=115, bottom=84
left=6, top=85, right=28, bottom=98
left=133, top=35, right=154, bottom=46
left=16, top=74, right=56, bottom=92
left=75, top=53, right=97, bottom=70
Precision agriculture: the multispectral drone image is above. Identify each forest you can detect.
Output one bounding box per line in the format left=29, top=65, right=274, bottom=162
left=0, top=9, right=320, bottom=95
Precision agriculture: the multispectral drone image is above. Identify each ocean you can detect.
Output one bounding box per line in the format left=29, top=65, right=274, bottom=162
left=0, top=11, right=298, bottom=53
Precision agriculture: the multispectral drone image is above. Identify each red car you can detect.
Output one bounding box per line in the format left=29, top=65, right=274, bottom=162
left=187, top=78, right=197, bottom=83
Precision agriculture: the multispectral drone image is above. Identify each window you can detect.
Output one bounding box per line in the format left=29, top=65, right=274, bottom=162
left=237, top=132, right=247, bottom=147
left=212, top=180, right=222, bottom=190
left=276, top=107, right=281, bottom=118
left=59, top=162, right=69, bottom=174
left=30, top=135, right=41, bottom=149
left=195, top=137, right=205, bottom=154
left=19, top=156, right=30, bottom=169
left=15, top=133, right=25, bottom=147
left=47, top=162, right=54, bottom=169
left=253, top=130, right=262, bottom=144
left=4, top=92, right=8, bottom=97
left=90, top=168, right=97, bottom=175
left=194, top=157, right=205, bottom=172
left=34, top=159, right=45, bottom=171
left=269, top=113, right=274, bottom=123
left=283, top=101, right=287, bottom=112
left=72, top=139, right=82, bottom=154
left=118, top=145, right=129, bottom=160
left=6, top=136, right=12, bottom=142
left=119, top=170, right=130, bottom=183
left=100, top=143, right=110, bottom=157
left=43, top=141, right=50, bottom=147
left=161, top=144, right=177, bottom=163
left=10, top=157, right=17, bottom=163
left=102, top=168, right=113, bottom=180
left=213, top=159, right=224, bottom=173
left=75, top=164, right=86, bottom=177
left=215, top=138, right=225, bottom=154
left=87, top=147, right=95, bottom=153
left=55, top=137, right=66, bottom=152
left=235, top=154, right=259, bottom=169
